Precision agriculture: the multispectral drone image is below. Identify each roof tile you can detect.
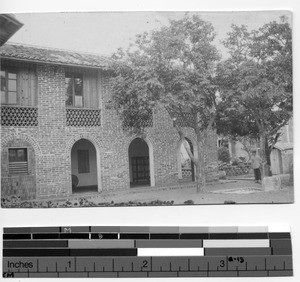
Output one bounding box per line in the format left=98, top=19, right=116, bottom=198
left=0, top=43, right=111, bottom=68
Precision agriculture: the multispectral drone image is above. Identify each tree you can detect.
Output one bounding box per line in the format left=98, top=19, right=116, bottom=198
left=216, top=16, right=292, bottom=177
left=109, top=15, right=221, bottom=192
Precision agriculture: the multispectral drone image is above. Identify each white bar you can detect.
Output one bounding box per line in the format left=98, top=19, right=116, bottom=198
left=268, top=225, right=291, bottom=233
left=137, top=248, right=204, bottom=256
left=238, top=226, right=268, bottom=233
left=203, top=239, right=270, bottom=248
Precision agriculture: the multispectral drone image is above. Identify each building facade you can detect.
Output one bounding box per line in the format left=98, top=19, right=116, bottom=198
left=1, top=44, right=218, bottom=201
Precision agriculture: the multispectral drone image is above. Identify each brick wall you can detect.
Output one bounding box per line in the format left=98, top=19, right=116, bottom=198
left=1, top=62, right=219, bottom=200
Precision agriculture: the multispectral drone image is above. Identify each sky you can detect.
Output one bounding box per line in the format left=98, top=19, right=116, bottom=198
left=7, top=11, right=291, bottom=58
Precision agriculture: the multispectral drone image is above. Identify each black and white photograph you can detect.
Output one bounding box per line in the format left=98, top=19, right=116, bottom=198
left=0, top=11, right=293, bottom=208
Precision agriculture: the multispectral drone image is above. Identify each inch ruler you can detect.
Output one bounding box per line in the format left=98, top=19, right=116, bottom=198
left=2, top=226, right=293, bottom=278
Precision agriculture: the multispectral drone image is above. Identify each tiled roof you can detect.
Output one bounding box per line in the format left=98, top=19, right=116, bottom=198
left=0, top=43, right=111, bottom=69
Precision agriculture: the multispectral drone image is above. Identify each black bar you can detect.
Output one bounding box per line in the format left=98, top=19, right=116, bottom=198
left=3, top=240, right=68, bottom=248
left=150, top=233, right=179, bottom=239
left=3, top=234, right=31, bottom=240
left=120, top=233, right=149, bottom=239
left=70, top=248, right=137, bottom=256
left=33, top=233, right=59, bottom=239
left=269, top=233, right=291, bottom=239
left=3, top=248, right=70, bottom=257
left=59, top=233, right=89, bottom=239
left=90, top=233, right=118, bottom=240
left=237, top=233, right=268, bottom=239
left=209, top=233, right=238, bottom=239
left=180, top=233, right=209, bottom=239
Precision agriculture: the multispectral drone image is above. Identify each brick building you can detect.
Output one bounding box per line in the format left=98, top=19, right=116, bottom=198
left=1, top=44, right=218, bottom=201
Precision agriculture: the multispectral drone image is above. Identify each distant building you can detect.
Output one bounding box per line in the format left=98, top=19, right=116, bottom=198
left=270, top=119, right=293, bottom=175
left=0, top=43, right=218, bottom=200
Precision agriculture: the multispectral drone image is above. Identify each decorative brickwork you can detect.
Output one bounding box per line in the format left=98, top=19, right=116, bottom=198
left=1, top=106, right=38, bottom=126
left=66, top=108, right=101, bottom=127
left=123, top=112, right=153, bottom=128
left=172, top=112, right=194, bottom=127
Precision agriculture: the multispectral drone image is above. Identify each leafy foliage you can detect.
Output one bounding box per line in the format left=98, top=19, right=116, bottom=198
left=110, top=15, right=222, bottom=191
left=216, top=16, right=292, bottom=176
left=218, top=147, right=230, bottom=163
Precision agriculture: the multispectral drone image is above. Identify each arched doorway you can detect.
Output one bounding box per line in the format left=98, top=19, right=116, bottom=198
left=71, top=139, right=98, bottom=193
left=178, top=138, right=195, bottom=182
left=129, top=138, right=153, bottom=188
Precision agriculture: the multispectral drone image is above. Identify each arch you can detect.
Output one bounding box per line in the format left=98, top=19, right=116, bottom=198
left=67, top=134, right=102, bottom=192
left=177, top=137, right=197, bottom=182
left=1, top=133, right=42, bottom=156
left=128, top=136, right=155, bottom=187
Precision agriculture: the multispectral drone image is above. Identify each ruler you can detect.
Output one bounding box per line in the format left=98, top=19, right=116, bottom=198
left=2, top=226, right=293, bottom=278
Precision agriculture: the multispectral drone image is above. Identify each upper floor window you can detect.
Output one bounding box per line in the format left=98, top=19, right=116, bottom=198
left=1, top=68, right=18, bottom=105
left=65, top=72, right=83, bottom=107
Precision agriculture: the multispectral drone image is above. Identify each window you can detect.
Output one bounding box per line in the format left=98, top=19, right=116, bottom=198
left=8, top=148, right=28, bottom=174
left=65, top=72, right=83, bottom=107
left=78, top=150, right=89, bottom=173
left=1, top=68, right=18, bottom=105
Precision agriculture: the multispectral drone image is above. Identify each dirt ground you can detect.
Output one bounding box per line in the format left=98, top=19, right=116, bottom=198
left=90, top=179, right=294, bottom=206
left=2, top=177, right=293, bottom=208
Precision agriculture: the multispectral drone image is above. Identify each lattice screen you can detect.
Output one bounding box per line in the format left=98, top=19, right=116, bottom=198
left=123, top=113, right=153, bottom=128
left=172, top=112, right=194, bottom=127
left=66, top=108, right=101, bottom=127
left=182, top=168, right=192, bottom=177
left=1, top=106, right=38, bottom=126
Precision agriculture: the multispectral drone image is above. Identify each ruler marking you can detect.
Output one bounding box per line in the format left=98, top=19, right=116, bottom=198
left=264, top=257, right=267, bottom=270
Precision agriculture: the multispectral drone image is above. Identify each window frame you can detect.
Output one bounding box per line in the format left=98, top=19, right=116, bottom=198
left=65, top=72, right=84, bottom=108
left=1, top=67, right=19, bottom=105
left=8, top=147, right=29, bottom=175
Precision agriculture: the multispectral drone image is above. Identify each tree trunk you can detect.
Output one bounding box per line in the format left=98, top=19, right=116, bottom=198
left=259, top=131, right=270, bottom=177
left=195, top=130, right=207, bottom=192
left=265, top=145, right=272, bottom=176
